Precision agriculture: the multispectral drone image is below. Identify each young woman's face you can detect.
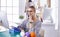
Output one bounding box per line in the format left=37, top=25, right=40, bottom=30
left=26, top=8, right=35, bottom=17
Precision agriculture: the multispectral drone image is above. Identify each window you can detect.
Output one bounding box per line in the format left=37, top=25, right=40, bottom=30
left=0, top=0, right=19, bottom=27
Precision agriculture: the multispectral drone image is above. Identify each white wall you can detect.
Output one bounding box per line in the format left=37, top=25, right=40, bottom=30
left=58, top=0, right=60, bottom=37
left=19, top=0, right=26, bottom=15
left=0, top=0, right=1, bottom=10
left=51, top=0, right=58, bottom=30
left=19, top=0, right=27, bottom=23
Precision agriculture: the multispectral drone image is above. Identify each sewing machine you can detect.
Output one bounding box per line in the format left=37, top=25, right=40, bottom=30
left=0, top=11, right=9, bottom=32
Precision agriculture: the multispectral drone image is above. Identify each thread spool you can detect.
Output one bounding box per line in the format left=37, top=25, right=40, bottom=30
left=25, top=32, right=30, bottom=37
left=20, top=30, right=25, bottom=37
left=30, top=32, right=36, bottom=37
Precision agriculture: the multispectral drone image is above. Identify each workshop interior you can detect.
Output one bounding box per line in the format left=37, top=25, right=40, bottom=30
left=0, top=0, right=59, bottom=37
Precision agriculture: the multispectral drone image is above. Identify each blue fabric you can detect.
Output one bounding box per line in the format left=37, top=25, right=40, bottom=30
left=9, top=27, right=21, bottom=37
left=9, top=29, right=14, bottom=36
left=14, top=27, right=21, bottom=35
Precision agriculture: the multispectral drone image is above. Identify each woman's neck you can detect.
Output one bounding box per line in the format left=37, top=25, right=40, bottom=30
left=32, top=16, right=37, bottom=22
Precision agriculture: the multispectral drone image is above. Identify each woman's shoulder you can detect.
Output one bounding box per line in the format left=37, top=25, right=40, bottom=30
left=22, top=19, right=28, bottom=23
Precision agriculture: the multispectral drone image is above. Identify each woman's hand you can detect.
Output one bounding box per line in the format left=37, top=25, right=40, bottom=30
left=28, top=16, right=33, bottom=23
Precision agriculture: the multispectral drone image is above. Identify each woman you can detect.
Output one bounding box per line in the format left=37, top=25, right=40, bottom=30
left=20, top=6, right=41, bottom=37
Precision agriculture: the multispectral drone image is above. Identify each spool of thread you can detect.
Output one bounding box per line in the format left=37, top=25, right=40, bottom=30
left=20, top=30, right=25, bottom=37
left=30, top=32, right=36, bottom=37
left=25, top=32, right=30, bottom=37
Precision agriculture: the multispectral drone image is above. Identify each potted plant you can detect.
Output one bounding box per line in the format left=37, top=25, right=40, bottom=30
left=19, top=15, right=24, bottom=19
left=19, top=15, right=24, bottom=24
